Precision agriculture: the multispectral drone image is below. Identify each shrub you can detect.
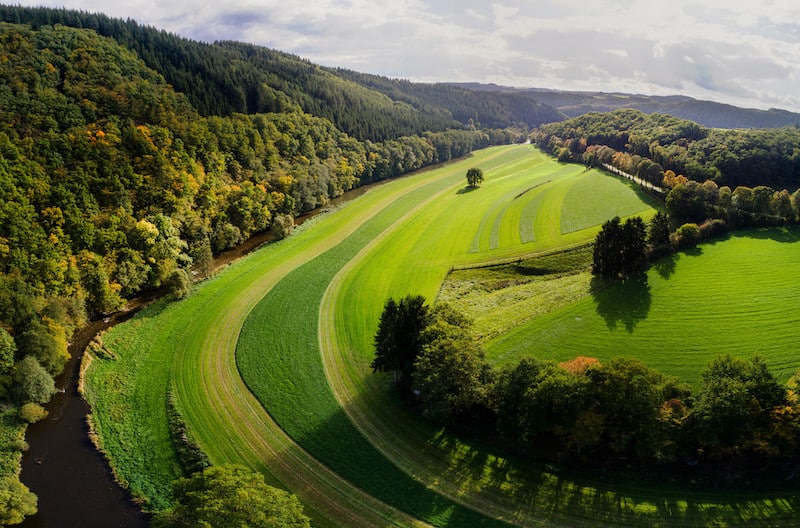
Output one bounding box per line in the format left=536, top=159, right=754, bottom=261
left=19, top=403, right=48, bottom=424
left=165, top=269, right=191, bottom=300
left=12, top=356, right=56, bottom=404
left=672, top=223, right=700, bottom=248
left=270, top=214, right=295, bottom=240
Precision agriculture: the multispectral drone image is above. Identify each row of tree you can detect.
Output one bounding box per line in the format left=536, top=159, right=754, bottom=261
left=373, top=296, right=800, bottom=469
left=534, top=108, right=800, bottom=190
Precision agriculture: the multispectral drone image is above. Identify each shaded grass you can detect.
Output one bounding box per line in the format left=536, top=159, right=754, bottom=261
left=237, top=150, right=516, bottom=527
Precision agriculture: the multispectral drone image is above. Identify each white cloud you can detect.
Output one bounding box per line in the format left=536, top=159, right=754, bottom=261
left=13, top=0, right=800, bottom=111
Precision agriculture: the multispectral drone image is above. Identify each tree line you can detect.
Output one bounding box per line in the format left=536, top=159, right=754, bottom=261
left=373, top=296, right=800, bottom=475
left=534, top=108, right=800, bottom=190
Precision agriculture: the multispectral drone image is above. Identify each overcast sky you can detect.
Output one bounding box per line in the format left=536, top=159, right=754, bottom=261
left=18, top=0, right=800, bottom=112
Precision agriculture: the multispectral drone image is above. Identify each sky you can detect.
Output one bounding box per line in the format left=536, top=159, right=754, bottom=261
left=17, top=0, right=800, bottom=112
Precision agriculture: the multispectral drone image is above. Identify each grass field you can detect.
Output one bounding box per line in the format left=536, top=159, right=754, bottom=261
left=85, top=144, right=800, bottom=527
left=485, top=228, right=800, bottom=385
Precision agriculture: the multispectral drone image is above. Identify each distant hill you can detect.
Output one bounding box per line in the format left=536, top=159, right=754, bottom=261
left=332, top=70, right=566, bottom=130
left=0, top=5, right=559, bottom=140
left=449, top=84, right=800, bottom=129
left=3, top=6, right=794, bottom=136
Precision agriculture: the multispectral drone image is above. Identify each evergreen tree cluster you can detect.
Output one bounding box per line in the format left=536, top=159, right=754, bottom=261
left=591, top=216, right=647, bottom=278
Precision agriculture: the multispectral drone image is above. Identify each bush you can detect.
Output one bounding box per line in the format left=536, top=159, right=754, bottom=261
left=271, top=214, right=295, bottom=240
left=12, top=357, right=56, bottom=404
left=165, top=269, right=191, bottom=300
left=698, top=218, right=727, bottom=239
left=153, top=465, right=310, bottom=528
left=0, top=476, right=37, bottom=525
left=19, top=403, right=48, bottom=424
left=672, top=223, right=700, bottom=248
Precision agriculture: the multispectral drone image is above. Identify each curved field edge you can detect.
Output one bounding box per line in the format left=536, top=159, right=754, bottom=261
left=81, top=147, right=490, bottom=525
left=242, top=144, right=738, bottom=527
left=236, top=146, right=636, bottom=526
left=236, top=148, right=519, bottom=527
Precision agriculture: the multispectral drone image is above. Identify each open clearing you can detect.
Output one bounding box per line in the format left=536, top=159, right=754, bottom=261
left=87, top=145, right=800, bottom=527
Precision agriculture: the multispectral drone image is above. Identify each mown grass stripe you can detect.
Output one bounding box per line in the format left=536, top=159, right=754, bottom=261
left=236, top=167, right=513, bottom=527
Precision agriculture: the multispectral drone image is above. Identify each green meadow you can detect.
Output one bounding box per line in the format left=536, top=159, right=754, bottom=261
left=86, top=144, right=800, bottom=527
left=485, top=229, right=800, bottom=385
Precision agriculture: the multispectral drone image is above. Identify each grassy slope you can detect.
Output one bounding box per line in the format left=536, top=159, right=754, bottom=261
left=87, top=144, right=800, bottom=528
left=486, top=228, right=800, bottom=385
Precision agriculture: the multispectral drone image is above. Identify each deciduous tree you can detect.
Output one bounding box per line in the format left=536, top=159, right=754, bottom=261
left=153, top=465, right=310, bottom=528
left=0, top=477, right=37, bottom=525
left=412, top=317, right=490, bottom=425
left=691, top=355, right=786, bottom=455
left=466, top=167, right=484, bottom=188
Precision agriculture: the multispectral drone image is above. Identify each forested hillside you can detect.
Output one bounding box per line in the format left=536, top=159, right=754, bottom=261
left=0, top=5, right=563, bottom=141
left=334, top=69, right=566, bottom=129
left=535, top=109, right=800, bottom=189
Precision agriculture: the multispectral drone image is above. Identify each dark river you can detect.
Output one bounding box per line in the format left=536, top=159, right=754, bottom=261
left=18, top=184, right=374, bottom=527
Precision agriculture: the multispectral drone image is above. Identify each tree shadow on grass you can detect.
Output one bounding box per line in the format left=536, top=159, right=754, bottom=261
left=457, top=186, right=479, bottom=195
left=415, top=416, right=800, bottom=528
left=733, top=226, right=800, bottom=243
left=591, top=272, right=651, bottom=332
left=651, top=253, right=677, bottom=280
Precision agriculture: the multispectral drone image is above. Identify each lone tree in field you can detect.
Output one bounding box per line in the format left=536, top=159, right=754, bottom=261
left=592, top=216, right=647, bottom=278
left=466, top=167, right=484, bottom=188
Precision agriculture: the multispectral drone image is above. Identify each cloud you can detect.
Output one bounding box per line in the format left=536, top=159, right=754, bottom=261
left=14, top=0, right=800, bottom=111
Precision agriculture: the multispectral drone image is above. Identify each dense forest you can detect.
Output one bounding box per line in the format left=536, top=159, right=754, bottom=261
left=535, top=109, right=800, bottom=189
left=0, top=5, right=567, bottom=142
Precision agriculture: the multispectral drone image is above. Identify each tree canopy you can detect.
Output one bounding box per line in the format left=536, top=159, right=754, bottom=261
left=591, top=216, right=647, bottom=278
left=153, top=465, right=310, bottom=528
left=466, top=167, right=484, bottom=188
left=371, top=295, right=431, bottom=387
